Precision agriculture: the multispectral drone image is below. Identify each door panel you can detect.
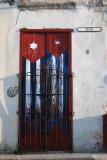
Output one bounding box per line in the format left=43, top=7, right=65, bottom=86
left=19, top=30, right=72, bottom=151
left=45, top=33, right=70, bottom=149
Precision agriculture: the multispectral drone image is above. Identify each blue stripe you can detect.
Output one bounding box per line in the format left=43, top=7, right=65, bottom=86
left=46, top=50, right=53, bottom=131
left=56, top=56, right=60, bottom=118
left=30, top=62, right=36, bottom=132
left=63, top=50, right=68, bottom=134
left=40, top=56, right=46, bottom=134
left=46, top=50, right=52, bottom=96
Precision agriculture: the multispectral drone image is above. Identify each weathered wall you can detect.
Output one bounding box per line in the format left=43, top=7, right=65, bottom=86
left=0, top=1, right=107, bottom=153
left=0, top=0, right=105, bottom=8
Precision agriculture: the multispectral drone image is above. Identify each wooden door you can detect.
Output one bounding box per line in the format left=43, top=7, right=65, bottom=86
left=19, top=29, right=72, bottom=152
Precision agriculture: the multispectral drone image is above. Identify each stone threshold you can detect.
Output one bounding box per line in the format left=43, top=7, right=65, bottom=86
left=0, top=153, right=107, bottom=160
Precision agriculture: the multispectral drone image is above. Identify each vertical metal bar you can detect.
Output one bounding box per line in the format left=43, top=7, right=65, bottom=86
left=30, top=62, right=36, bottom=147
left=64, top=50, right=68, bottom=147
left=39, top=58, right=42, bottom=148
left=56, top=57, right=60, bottom=148
left=35, top=60, right=40, bottom=148
left=40, top=56, right=45, bottom=150
left=29, top=33, right=34, bottom=148
left=60, top=54, right=63, bottom=148
left=22, top=58, right=26, bottom=147
left=45, top=54, right=47, bottom=151
left=25, top=59, right=31, bottom=148
left=39, top=89, right=42, bottom=148
left=40, top=60, right=42, bottom=149
left=45, top=52, right=47, bottom=151
left=34, top=62, right=37, bottom=148
left=45, top=50, right=48, bottom=151
left=46, top=50, right=53, bottom=150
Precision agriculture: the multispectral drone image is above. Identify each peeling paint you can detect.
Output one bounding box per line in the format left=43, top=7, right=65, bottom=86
left=0, top=0, right=14, bottom=5
left=15, top=10, right=20, bottom=25
left=94, top=131, right=102, bottom=140
left=0, top=0, right=105, bottom=10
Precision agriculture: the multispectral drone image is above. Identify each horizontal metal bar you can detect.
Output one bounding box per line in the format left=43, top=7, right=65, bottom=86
left=22, top=94, right=64, bottom=96
left=22, top=75, right=65, bottom=77
left=24, top=113, right=70, bottom=115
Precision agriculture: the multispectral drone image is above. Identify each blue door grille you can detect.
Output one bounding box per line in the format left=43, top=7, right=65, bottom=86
left=21, top=50, right=69, bottom=136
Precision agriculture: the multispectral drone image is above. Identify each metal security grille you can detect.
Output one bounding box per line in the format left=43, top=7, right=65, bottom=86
left=19, top=30, right=72, bottom=151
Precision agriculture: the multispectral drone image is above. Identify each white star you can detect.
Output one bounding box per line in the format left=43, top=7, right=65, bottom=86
left=30, top=42, right=38, bottom=50
left=55, top=40, right=60, bottom=45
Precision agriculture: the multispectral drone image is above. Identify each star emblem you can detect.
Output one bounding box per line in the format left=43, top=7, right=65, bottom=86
left=55, top=40, right=60, bottom=45
left=30, top=42, right=38, bottom=50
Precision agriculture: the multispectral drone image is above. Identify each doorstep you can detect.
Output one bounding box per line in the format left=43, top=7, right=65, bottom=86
left=0, top=153, right=107, bottom=160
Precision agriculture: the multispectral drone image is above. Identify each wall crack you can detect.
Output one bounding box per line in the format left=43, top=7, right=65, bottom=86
left=15, top=10, right=20, bottom=26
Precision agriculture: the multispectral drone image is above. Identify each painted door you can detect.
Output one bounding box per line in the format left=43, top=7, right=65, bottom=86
left=19, top=30, right=72, bottom=151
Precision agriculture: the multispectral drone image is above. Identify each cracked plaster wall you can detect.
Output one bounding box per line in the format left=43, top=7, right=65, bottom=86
left=0, top=0, right=107, bottom=153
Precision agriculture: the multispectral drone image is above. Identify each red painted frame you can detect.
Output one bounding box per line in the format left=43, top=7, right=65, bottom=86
left=19, top=29, right=72, bottom=152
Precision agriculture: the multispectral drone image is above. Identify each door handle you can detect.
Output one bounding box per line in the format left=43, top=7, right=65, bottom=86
left=16, top=111, right=20, bottom=115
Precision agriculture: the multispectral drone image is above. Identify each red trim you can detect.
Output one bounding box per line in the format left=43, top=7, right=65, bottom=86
left=20, top=28, right=72, bottom=33
left=19, top=31, right=24, bottom=150
left=68, top=31, right=73, bottom=151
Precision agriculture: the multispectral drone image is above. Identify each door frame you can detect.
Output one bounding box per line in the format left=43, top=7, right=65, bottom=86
left=19, top=29, right=73, bottom=152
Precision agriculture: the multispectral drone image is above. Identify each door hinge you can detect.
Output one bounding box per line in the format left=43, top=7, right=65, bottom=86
left=68, top=72, right=75, bottom=78
left=16, top=111, right=20, bottom=115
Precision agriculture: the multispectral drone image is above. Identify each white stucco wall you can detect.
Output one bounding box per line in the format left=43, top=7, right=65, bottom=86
left=0, top=2, right=107, bottom=153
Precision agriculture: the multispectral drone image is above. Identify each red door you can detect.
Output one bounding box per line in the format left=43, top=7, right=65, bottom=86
left=19, top=29, right=72, bottom=151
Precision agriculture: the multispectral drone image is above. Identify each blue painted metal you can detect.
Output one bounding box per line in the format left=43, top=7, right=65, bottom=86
left=63, top=50, right=68, bottom=134
left=22, top=50, right=68, bottom=135
left=31, top=63, right=36, bottom=132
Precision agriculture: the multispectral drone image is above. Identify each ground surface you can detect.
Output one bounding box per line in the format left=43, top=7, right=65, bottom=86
left=0, top=153, right=107, bottom=160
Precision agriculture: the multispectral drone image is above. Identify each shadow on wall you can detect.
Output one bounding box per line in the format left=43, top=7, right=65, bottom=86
left=0, top=74, right=18, bottom=153
left=0, top=75, right=105, bottom=153
left=73, top=115, right=103, bottom=153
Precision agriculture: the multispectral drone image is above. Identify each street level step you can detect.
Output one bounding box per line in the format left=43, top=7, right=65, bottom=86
left=0, top=153, right=107, bottom=160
